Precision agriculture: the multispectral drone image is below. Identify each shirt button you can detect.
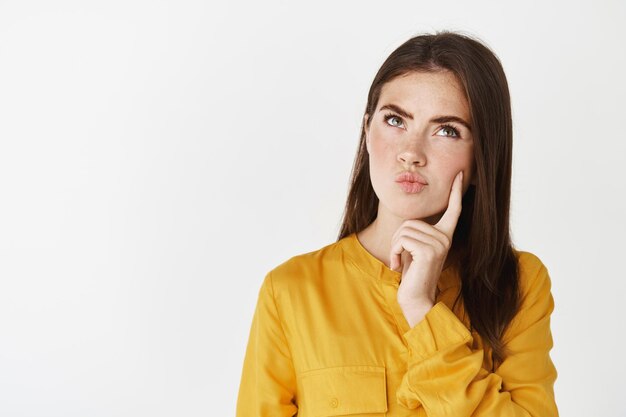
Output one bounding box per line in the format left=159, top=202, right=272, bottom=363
left=330, top=397, right=339, bottom=408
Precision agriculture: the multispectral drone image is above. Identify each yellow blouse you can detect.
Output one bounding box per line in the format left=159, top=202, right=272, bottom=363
left=236, top=232, right=559, bottom=416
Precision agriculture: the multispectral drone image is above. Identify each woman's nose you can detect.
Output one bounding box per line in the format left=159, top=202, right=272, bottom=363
left=397, top=148, right=426, bottom=166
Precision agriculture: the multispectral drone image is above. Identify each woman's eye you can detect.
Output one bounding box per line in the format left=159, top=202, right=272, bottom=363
left=436, top=125, right=460, bottom=138
left=384, top=114, right=404, bottom=128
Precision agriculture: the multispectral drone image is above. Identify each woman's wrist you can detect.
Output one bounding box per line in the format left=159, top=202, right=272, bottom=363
left=398, top=300, right=435, bottom=328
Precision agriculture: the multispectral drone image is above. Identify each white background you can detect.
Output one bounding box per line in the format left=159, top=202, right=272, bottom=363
left=1, top=0, right=625, bottom=416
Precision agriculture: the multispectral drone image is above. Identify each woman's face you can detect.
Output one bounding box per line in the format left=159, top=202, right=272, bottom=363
left=364, top=70, right=476, bottom=224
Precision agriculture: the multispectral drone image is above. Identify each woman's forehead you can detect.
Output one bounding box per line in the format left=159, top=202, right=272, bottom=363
left=377, top=71, right=469, bottom=118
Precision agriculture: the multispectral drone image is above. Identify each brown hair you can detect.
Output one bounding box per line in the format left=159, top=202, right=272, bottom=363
left=337, top=30, right=520, bottom=369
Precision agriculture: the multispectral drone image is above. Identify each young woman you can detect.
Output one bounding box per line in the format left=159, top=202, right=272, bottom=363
left=236, top=31, right=559, bottom=417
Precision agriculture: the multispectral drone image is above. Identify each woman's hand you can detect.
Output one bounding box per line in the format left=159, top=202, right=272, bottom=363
left=391, top=170, right=464, bottom=326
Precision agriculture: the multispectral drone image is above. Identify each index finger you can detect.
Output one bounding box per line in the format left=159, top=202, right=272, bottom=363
left=434, top=170, right=464, bottom=238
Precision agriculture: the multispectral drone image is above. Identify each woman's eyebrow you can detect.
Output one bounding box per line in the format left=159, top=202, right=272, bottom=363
left=378, top=103, right=472, bottom=132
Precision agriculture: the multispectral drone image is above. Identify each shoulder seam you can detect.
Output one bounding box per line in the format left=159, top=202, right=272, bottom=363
left=267, top=270, right=296, bottom=362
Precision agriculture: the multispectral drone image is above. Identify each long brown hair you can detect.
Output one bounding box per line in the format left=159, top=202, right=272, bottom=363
left=337, top=30, right=520, bottom=369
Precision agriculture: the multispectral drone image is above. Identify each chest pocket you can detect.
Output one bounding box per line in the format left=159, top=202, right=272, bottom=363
left=298, top=365, right=388, bottom=417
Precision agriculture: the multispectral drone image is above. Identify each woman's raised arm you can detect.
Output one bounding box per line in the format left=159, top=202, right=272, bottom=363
left=396, top=252, right=559, bottom=416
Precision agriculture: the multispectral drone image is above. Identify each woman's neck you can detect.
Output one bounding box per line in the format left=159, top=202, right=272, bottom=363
left=356, top=215, right=456, bottom=271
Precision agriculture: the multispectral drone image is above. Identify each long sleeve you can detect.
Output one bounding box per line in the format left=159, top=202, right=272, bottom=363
left=396, top=255, right=559, bottom=416
left=236, top=271, right=298, bottom=417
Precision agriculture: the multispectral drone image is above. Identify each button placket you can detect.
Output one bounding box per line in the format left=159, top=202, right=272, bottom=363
left=380, top=281, right=411, bottom=336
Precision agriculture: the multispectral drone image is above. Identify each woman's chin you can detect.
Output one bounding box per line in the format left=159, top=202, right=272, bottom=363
left=397, top=210, right=443, bottom=225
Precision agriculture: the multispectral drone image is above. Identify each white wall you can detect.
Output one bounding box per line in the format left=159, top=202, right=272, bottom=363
left=1, top=0, right=624, bottom=416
